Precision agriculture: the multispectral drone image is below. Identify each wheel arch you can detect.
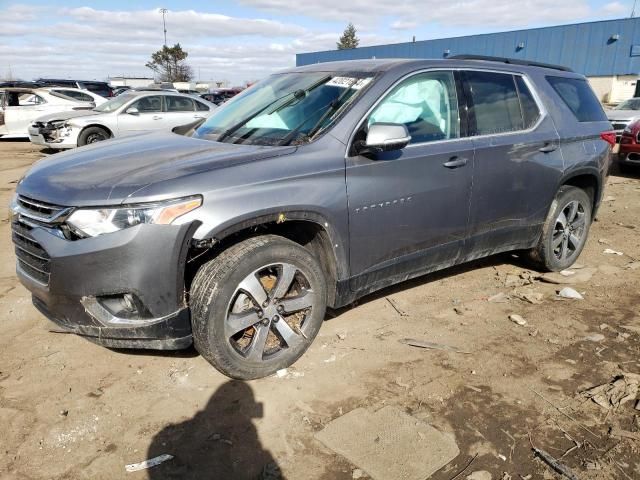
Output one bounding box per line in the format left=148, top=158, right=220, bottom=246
left=78, top=123, right=113, bottom=141
left=186, top=211, right=347, bottom=308
left=557, top=167, right=602, bottom=217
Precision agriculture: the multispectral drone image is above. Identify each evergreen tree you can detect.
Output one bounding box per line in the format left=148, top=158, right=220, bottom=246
left=146, top=43, right=193, bottom=82
left=337, top=23, right=360, bottom=50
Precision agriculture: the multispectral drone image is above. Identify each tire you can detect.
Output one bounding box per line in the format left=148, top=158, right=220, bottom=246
left=190, top=235, right=327, bottom=379
left=77, top=126, right=110, bottom=146
left=528, top=186, right=592, bottom=272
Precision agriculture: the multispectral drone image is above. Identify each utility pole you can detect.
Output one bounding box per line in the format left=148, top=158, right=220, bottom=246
left=160, top=8, right=168, bottom=46
left=632, top=0, right=638, bottom=18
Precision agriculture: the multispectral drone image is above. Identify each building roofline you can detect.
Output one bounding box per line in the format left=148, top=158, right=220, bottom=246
left=297, top=17, right=636, bottom=57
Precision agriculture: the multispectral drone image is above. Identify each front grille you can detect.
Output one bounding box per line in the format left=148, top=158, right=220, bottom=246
left=12, top=217, right=51, bottom=285
left=16, top=195, right=70, bottom=223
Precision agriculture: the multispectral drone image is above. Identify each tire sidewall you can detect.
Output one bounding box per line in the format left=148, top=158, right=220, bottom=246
left=79, top=127, right=108, bottom=146
left=196, top=239, right=327, bottom=379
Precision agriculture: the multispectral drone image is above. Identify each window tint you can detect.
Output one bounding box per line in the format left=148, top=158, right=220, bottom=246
left=367, top=71, right=459, bottom=144
left=54, top=89, right=93, bottom=102
left=166, top=96, right=195, bottom=112
left=465, top=71, right=523, bottom=135
left=131, top=95, right=162, bottom=113
left=514, top=76, right=541, bottom=129
left=195, top=100, right=210, bottom=111
left=546, top=76, right=607, bottom=122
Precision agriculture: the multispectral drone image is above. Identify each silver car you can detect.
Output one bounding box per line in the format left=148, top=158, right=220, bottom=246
left=28, top=91, right=215, bottom=149
left=606, top=98, right=640, bottom=140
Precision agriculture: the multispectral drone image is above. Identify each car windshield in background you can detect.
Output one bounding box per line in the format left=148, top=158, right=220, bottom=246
left=93, top=93, right=135, bottom=113
left=194, top=72, right=374, bottom=146
left=615, top=98, right=640, bottom=110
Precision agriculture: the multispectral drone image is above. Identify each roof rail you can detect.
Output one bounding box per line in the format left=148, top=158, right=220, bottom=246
left=449, top=55, right=573, bottom=72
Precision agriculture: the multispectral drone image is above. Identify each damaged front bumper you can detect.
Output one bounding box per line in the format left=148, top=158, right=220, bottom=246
left=28, top=123, right=78, bottom=149
left=12, top=212, right=199, bottom=350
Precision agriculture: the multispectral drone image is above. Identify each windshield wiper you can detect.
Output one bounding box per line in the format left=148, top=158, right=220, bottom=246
left=217, top=74, right=331, bottom=143
left=277, top=77, right=360, bottom=146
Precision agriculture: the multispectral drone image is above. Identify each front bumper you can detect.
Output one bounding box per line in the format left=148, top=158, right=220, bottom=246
left=12, top=214, right=199, bottom=350
left=28, top=125, right=78, bottom=149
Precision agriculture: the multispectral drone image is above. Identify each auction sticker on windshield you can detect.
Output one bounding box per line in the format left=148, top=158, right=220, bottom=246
left=326, top=77, right=372, bottom=90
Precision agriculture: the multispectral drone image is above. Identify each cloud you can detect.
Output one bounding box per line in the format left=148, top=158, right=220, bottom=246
left=240, top=0, right=616, bottom=28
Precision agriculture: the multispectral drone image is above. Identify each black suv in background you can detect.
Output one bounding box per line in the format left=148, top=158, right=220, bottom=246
left=13, top=56, right=613, bottom=379
left=35, top=78, right=114, bottom=98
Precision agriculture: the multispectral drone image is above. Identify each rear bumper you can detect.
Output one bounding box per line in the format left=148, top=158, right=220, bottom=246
left=618, top=151, right=640, bottom=165
left=13, top=216, right=200, bottom=350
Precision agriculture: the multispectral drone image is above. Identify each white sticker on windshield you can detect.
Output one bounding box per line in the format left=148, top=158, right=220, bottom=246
left=326, top=77, right=372, bottom=90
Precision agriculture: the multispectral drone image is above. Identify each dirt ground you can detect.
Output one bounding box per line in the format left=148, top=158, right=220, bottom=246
left=1, top=138, right=639, bottom=480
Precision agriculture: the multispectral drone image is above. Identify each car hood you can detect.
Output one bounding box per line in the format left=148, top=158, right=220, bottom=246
left=34, top=109, right=99, bottom=124
left=17, top=131, right=297, bottom=206
left=606, top=109, right=640, bottom=121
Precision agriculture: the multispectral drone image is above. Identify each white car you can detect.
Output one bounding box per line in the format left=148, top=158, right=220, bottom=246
left=45, top=87, right=108, bottom=106
left=29, top=91, right=215, bottom=149
left=0, top=87, right=94, bottom=138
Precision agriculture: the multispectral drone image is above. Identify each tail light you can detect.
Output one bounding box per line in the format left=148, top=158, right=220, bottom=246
left=600, top=131, right=616, bottom=147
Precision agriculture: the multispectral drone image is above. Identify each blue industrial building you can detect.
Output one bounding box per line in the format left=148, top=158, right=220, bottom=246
left=296, top=17, right=640, bottom=102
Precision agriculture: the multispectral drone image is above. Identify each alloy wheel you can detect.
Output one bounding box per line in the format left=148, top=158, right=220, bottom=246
left=552, top=200, right=587, bottom=261
left=225, top=263, right=314, bottom=362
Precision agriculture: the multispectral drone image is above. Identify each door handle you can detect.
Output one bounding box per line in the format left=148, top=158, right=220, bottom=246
left=443, top=156, right=468, bottom=168
left=194, top=115, right=204, bottom=119
left=152, top=115, right=162, bottom=120
left=539, top=142, right=558, bottom=153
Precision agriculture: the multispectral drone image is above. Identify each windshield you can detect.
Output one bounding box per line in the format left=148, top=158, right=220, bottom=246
left=194, top=72, right=374, bottom=146
left=615, top=98, right=640, bottom=110
left=93, top=93, right=135, bottom=113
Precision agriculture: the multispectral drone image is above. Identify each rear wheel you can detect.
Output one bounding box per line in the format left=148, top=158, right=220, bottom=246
left=190, top=235, right=327, bottom=379
left=528, top=186, right=592, bottom=271
left=78, top=126, right=109, bottom=146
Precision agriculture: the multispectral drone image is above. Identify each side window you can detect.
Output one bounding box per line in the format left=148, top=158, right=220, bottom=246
left=546, top=76, right=607, bottom=122
left=131, top=96, right=162, bottom=113
left=17, top=94, right=45, bottom=106
left=367, top=71, right=459, bottom=144
left=55, top=89, right=93, bottom=102
left=465, top=71, right=523, bottom=135
left=166, top=96, right=195, bottom=112
left=195, top=100, right=210, bottom=111
left=514, top=76, right=541, bottom=129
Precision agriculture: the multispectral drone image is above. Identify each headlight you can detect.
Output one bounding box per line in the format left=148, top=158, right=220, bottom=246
left=66, top=196, right=202, bottom=238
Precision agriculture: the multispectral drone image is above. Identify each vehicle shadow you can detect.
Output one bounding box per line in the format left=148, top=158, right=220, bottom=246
left=328, top=250, right=529, bottom=317
left=146, top=380, right=283, bottom=480
left=609, top=160, right=640, bottom=179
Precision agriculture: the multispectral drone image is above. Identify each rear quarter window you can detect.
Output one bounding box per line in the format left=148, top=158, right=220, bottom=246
left=546, top=76, right=607, bottom=122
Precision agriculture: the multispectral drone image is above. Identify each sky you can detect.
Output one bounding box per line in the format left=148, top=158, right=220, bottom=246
left=0, top=0, right=632, bottom=85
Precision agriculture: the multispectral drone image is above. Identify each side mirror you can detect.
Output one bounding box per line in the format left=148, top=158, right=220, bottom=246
left=126, top=107, right=139, bottom=115
left=359, top=122, right=411, bottom=154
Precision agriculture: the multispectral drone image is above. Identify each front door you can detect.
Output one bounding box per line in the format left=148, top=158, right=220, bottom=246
left=117, top=95, right=165, bottom=134
left=345, top=70, right=473, bottom=291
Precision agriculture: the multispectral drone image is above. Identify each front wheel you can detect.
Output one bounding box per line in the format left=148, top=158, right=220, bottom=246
left=190, top=235, right=327, bottom=379
left=77, top=126, right=110, bottom=146
left=528, top=186, right=592, bottom=271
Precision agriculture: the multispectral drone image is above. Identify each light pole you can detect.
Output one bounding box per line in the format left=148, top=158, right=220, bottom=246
left=160, top=8, right=168, bottom=46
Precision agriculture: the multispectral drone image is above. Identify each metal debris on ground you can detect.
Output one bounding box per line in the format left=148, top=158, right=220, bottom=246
left=509, top=314, right=527, bottom=326
left=532, top=446, right=579, bottom=480
left=386, top=297, right=408, bottom=317
left=399, top=338, right=471, bottom=354
left=125, top=454, right=174, bottom=472
left=603, top=248, right=624, bottom=256
left=580, top=373, right=640, bottom=410
left=557, top=287, right=584, bottom=300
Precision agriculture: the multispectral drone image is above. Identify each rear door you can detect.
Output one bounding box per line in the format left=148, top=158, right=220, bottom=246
left=346, top=70, right=474, bottom=290
left=461, top=70, right=563, bottom=257
left=164, top=96, right=199, bottom=128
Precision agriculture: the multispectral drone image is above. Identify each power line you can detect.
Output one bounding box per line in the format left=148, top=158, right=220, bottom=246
left=160, top=8, right=168, bottom=46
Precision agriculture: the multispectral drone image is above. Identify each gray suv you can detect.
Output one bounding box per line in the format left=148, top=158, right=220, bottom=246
left=11, top=56, right=613, bottom=379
